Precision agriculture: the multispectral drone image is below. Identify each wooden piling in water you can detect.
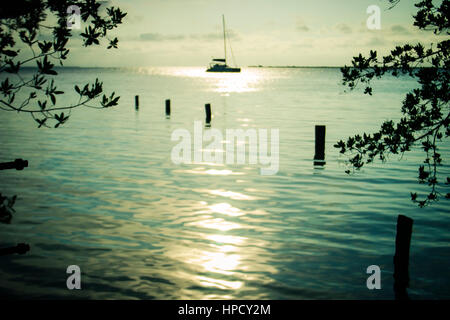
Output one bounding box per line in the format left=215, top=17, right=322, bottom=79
left=205, top=103, right=211, bottom=126
left=0, top=243, right=30, bottom=256
left=165, top=99, right=171, bottom=117
left=135, top=95, right=139, bottom=110
left=393, top=214, right=414, bottom=300
left=0, top=159, right=28, bottom=171
left=313, top=125, right=326, bottom=165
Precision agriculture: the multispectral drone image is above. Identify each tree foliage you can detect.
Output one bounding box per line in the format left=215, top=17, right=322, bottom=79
left=335, top=0, right=449, bottom=207
left=0, top=1, right=126, bottom=224
left=0, top=0, right=126, bottom=128
left=0, top=193, right=16, bottom=224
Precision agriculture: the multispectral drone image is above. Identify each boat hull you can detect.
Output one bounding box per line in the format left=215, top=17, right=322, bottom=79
left=206, top=67, right=241, bottom=73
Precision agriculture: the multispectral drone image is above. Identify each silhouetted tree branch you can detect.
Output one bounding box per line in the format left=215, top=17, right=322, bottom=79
left=335, top=0, right=449, bottom=207
left=0, top=0, right=126, bottom=128
left=0, top=0, right=126, bottom=224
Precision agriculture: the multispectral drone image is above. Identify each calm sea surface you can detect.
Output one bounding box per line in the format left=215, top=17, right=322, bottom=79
left=0, top=67, right=448, bottom=299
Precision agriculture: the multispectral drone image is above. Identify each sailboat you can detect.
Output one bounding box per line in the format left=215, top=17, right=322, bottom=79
left=206, top=15, right=241, bottom=73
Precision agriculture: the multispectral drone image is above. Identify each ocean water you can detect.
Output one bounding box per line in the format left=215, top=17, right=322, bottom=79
left=0, top=67, right=448, bottom=299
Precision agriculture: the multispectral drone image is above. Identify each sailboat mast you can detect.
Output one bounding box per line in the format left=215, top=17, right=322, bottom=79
left=222, top=14, right=227, bottom=64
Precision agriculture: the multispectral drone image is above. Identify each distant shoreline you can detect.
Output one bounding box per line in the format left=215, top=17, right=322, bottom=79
left=247, top=65, right=341, bottom=69
left=13, top=65, right=437, bottom=70
left=16, top=65, right=344, bottom=69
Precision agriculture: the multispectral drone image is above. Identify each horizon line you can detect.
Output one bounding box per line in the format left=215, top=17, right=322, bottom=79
left=18, top=65, right=346, bottom=69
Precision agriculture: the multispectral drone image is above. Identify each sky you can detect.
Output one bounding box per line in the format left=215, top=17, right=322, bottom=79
left=49, top=0, right=444, bottom=67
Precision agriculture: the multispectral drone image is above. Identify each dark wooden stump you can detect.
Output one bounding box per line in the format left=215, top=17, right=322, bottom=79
left=165, top=99, right=171, bottom=117
left=393, top=214, right=414, bottom=300
left=313, top=125, right=326, bottom=165
left=205, top=103, right=211, bottom=127
left=0, top=159, right=28, bottom=170
left=0, top=243, right=30, bottom=256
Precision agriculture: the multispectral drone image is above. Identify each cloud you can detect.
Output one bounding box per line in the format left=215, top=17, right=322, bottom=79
left=292, top=41, right=314, bottom=49
left=190, top=33, right=220, bottom=40
left=139, top=33, right=186, bottom=41
left=390, top=25, right=410, bottom=34
left=296, top=18, right=309, bottom=32
left=190, top=30, right=240, bottom=41
left=335, top=23, right=352, bottom=34
left=139, top=30, right=240, bottom=42
left=365, top=37, right=388, bottom=46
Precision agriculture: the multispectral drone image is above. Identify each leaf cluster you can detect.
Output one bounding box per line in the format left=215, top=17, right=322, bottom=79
left=336, top=0, right=449, bottom=207
left=0, top=0, right=126, bottom=127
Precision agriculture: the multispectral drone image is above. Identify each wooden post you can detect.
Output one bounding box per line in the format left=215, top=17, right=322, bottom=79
left=135, top=95, right=139, bottom=110
left=165, top=99, right=171, bottom=117
left=0, top=159, right=28, bottom=170
left=313, top=125, right=326, bottom=165
left=205, top=103, right=211, bottom=127
left=0, top=243, right=30, bottom=256
left=393, top=214, right=414, bottom=300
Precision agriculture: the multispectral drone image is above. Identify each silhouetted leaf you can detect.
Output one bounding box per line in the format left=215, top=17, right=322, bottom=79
left=2, top=50, right=17, bottom=57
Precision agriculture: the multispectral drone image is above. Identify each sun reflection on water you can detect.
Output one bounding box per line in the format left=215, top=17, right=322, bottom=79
left=179, top=200, right=249, bottom=292
left=207, top=189, right=257, bottom=200
left=196, top=275, right=243, bottom=290
left=177, top=168, right=244, bottom=175
left=201, top=252, right=241, bottom=275
left=205, top=234, right=246, bottom=245
left=134, top=66, right=266, bottom=93
left=188, top=217, right=242, bottom=231
left=209, top=203, right=244, bottom=217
